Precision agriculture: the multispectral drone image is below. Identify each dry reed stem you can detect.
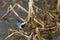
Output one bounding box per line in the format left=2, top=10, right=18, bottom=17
left=1, top=3, right=17, bottom=19
left=34, top=18, right=45, bottom=29
left=5, top=32, right=29, bottom=40
left=5, top=29, right=34, bottom=40
left=1, top=3, right=30, bottom=21
left=1, top=3, right=29, bottom=18
left=57, top=0, right=60, bottom=10
left=1, top=3, right=45, bottom=20
left=5, top=32, right=15, bottom=40
left=9, top=5, right=24, bottom=21
left=16, top=3, right=29, bottom=14
left=28, top=0, right=34, bottom=21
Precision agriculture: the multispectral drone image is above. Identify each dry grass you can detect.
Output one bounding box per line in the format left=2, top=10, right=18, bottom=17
left=0, top=0, right=60, bottom=40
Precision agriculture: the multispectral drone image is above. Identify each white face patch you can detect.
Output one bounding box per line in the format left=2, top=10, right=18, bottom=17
left=17, top=21, right=27, bottom=29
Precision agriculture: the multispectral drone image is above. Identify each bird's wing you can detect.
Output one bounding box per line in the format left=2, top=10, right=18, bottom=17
left=17, top=21, right=21, bottom=28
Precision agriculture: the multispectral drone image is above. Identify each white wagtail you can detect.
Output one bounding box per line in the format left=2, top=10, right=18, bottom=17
left=16, top=19, right=27, bottom=29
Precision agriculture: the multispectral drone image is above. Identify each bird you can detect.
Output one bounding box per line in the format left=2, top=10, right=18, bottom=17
left=16, top=19, right=27, bottom=29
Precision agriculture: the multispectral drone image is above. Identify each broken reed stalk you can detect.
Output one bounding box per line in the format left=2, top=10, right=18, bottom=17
left=1, top=3, right=26, bottom=21
left=9, top=5, right=24, bottom=21
left=5, top=32, right=15, bottom=40
left=28, top=0, right=45, bottom=29
left=1, top=3, right=29, bottom=19
left=17, top=3, right=45, bottom=14
left=17, top=3, right=44, bottom=14
left=16, top=3, right=29, bottom=14
left=1, top=3, right=17, bottom=19
left=2, top=1, right=46, bottom=29
left=28, top=0, right=34, bottom=21
left=5, top=32, right=29, bottom=40
left=1, top=3, right=28, bottom=21
left=1, top=2, right=44, bottom=21
left=5, top=29, right=33, bottom=40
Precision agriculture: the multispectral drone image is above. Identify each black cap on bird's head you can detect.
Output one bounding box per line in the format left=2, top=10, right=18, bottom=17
left=16, top=19, right=23, bottom=23
left=16, top=19, right=20, bottom=22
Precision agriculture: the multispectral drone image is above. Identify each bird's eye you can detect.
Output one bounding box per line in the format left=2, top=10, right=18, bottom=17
left=21, top=24, right=25, bottom=28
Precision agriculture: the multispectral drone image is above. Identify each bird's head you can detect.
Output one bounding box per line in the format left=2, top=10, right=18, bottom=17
left=16, top=19, right=27, bottom=29
left=16, top=19, right=20, bottom=22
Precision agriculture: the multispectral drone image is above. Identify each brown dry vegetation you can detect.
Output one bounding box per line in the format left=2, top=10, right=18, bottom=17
left=0, top=0, right=60, bottom=40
